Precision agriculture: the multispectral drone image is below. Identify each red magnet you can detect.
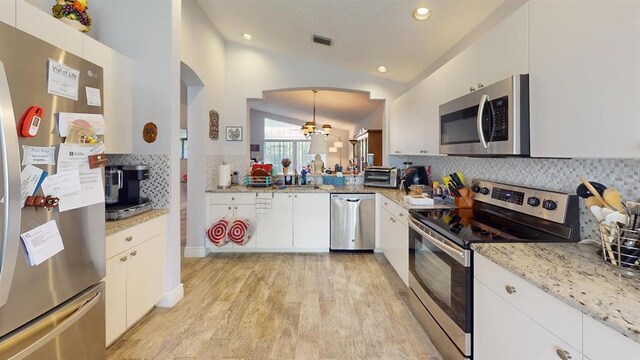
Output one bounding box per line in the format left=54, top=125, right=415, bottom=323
left=19, top=106, right=45, bottom=137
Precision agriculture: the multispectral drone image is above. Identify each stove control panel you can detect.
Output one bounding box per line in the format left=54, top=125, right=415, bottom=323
left=472, top=180, right=571, bottom=224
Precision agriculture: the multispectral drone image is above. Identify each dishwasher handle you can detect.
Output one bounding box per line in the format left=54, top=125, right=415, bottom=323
left=345, top=199, right=361, bottom=202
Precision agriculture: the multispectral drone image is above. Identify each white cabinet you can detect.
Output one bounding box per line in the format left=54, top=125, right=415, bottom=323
left=529, top=0, right=640, bottom=158
left=444, top=43, right=479, bottom=100
left=389, top=66, right=446, bottom=157
left=0, top=0, right=15, bottom=26
left=478, top=3, right=529, bottom=86
left=105, top=215, right=167, bottom=346
left=208, top=192, right=330, bottom=252
left=16, top=0, right=82, bottom=56
left=293, top=193, right=330, bottom=249
left=82, top=36, right=133, bottom=154
left=474, top=278, right=581, bottom=360
left=255, top=193, right=293, bottom=249
left=379, top=196, right=408, bottom=286
left=583, top=314, right=640, bottom=360
left=389, top=80, right=428, bottom=156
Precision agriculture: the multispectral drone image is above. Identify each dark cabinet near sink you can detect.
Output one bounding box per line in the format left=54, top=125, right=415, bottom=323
left=353, top=129, right=382, bottom=170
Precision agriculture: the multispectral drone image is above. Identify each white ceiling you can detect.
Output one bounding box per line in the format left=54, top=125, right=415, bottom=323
left=249, top=89, right=384, bottom=130
left=196, top=0, right=507, bottom=83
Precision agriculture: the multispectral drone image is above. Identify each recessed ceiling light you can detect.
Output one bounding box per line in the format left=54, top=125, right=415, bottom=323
left=242, top=33, right=252, bottom=40
left=377, top=66, right=388, bottom=73
left=413, top=7, right=431, bottom=20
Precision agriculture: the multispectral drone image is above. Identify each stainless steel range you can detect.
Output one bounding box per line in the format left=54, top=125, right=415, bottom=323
left=408, top=180, right=580, bottom=359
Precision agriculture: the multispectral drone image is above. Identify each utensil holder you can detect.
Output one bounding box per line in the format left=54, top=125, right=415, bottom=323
left=598, top=222, right=640, bottom=275
left=455, top=196, right=474, bottom=209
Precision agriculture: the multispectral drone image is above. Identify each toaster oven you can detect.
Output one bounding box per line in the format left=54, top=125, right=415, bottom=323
left=364, top=167, right=400, bottom=188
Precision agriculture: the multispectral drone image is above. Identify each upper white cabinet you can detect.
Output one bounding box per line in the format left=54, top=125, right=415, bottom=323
left=529, top=0, right=640, bottom=158
left=16, top=0, right=82, bottom=56
left=445, top=43, right=479, bottom=100
left=478, top=3, right=529, bottom=86
left=389, top=66, right=445, bottom=156
left=82, top=36, right=133, bottom=154
left=0, top=0, right=15, bottom=26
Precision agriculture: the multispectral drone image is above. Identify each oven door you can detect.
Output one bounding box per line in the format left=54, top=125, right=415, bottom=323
left=439, top=75, right=528, bottom=156
left=409, top=217, right=472, bottom=356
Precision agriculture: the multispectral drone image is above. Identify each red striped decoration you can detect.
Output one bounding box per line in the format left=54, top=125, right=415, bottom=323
left=207, top=218, right=228, bottom=246
left=228, top=219, right=249, bottom=245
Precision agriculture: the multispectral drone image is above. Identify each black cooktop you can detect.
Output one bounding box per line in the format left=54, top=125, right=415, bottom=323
left=410, top=203, right=578, bottom=250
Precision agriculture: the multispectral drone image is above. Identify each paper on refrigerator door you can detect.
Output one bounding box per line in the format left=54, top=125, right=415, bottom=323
left=41, top=170, right=81, bottom=197
left=85, top=87, right=102, bottom=107
left=47, top=59, right=79, bottom=101
left=57, top=143, right=104, bottom=212
left=57, top=112, right=106, bottom=136
left=20, top=220, right=64, bottom=266
left=21, top=145, right=56, bottom=165
left=20, top=164, right=47, bottom=208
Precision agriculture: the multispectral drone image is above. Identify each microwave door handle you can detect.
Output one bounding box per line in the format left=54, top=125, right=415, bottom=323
left=477, top=94, right=490, bottom=149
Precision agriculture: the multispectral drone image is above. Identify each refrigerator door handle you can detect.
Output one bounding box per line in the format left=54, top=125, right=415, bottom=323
left=0, top=61, right=22, bottom=308
left=0, top=290, right=101, bottom=360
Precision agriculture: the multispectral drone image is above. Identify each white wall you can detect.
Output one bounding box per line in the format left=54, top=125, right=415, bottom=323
left=87, top=0, right=183, bottom=306
left=225, top=42, right=407, bottom=165
left=181, top=0, right=227, bottom=257
left=349, top=106, right=384, bottom=139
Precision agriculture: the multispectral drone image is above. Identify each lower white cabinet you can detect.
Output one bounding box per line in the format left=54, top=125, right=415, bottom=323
left=474, top=278, right=581, bottom=360
left=379, top=196, right=408, bottom=286
left=208, top=192, right=329, bottom=251
left=583, top=314, right=640, bottom=360
left=105, top=215, right=167, bottom=346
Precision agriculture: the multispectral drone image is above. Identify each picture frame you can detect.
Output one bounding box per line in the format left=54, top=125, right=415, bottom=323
left=226, top=126, right=243, bottom=141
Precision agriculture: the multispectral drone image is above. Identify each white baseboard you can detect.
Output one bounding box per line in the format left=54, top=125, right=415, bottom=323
left=207, top=247, right=330, bottom=253
left=156, top=283, right=184, bottom=308
left=183, top=246, right=207, bottom=257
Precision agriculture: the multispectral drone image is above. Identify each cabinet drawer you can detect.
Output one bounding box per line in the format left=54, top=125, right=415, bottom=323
left=583, top=314, right=640, bottom=360
left=209, top=193, right=256, bottom=205
left=106, top=215, right=166, bottom=259
left=474, top=253, right=582, bottom=351
left=380, top=195, right=408, bottom=225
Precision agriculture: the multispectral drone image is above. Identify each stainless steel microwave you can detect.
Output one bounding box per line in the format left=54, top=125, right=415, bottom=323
left=439, top=75, right=529, bottom=156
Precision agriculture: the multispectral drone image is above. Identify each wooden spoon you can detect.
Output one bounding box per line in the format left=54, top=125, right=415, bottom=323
left=603, top=187, right=625, bottom=213
left=585, top=196, right=603, bottom=208
left=580, top=178, right=613, bottom=210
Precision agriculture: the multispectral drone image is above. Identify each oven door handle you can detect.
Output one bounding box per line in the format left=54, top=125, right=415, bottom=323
left=409, top=218, right=469, bottom=266
left=477, top=94, right=490, bottom=149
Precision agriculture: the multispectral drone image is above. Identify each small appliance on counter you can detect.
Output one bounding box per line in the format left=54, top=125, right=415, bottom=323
left=105, top=165, right=153, bottom=220
left=401, top=166, right=429, bottom=193
left=363, top=166, right=400, bottom=188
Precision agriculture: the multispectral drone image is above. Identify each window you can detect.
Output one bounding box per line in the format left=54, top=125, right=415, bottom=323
left=263, top=118, right=325, bottom=173
left=179, top=128, right=188, bottom=159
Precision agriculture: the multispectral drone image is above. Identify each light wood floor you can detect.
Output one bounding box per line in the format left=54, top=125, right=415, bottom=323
left=107, top=253, right=442, bottom=360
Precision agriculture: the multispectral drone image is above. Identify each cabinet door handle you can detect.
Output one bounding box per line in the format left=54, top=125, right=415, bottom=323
left=469, top=86, right=476, bottom=92
left=228, top=206, right=232, bottom=210
left=505, top=285, right=517, bottom=294
left=394, top=150, right=400, bottom=154
left=231, top=197, right=235, bottom=201
left=234, top=206, right=238, bottom=210
left=125, top=236, right=132, bottom=242
left=384, top=202, right=388, bottom=206
left=478, top=82, right=484, bottom=88
left=130, top=250, right=137, bottom=256
left=555, top=349, right=571, bottom=360
left=294, top=195, right=297, bottom=198
left=390, top=217, right=395, bottom=223
left=399, top=213, right=404, bottom=217
left=120, top=256, right=127, bottom=262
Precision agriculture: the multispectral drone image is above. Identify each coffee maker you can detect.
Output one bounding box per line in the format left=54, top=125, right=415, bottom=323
left=105, top=165, right=153, bottom=220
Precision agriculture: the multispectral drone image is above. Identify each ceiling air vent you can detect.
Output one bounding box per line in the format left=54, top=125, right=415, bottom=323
left=312, top=34, right=333, bottom=47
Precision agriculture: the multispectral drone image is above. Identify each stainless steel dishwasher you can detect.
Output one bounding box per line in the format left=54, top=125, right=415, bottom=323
left=330, top=193, right=376, bottom=251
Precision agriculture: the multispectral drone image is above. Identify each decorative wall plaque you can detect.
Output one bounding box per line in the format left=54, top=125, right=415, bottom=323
left=143, top=122, right=158, bottom=143
left=209, top=110, right=219, bottom=140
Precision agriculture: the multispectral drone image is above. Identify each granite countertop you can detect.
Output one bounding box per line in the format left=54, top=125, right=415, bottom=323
left=473, top=242, right=640, bottom=343
left=206, top=185, right=449, bottom=211
left=105, top=209, right=169, bottom=236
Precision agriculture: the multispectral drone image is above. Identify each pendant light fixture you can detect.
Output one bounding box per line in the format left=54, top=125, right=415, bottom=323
left=301, top=90, right=332, bottom=137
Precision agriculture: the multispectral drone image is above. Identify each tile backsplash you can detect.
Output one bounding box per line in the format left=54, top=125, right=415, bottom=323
left=390, top=155, right=640, bottom=240
left=206, top=154, right=247, bottom=190
left=108, top=154, right=170, bottom=209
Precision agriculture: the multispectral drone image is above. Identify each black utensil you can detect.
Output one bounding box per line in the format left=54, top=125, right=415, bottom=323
left=448, top=184, right=462, bottom=197
left=576, top=182, right=607, bottom=199
left=452, top=173, right=464, bottom=188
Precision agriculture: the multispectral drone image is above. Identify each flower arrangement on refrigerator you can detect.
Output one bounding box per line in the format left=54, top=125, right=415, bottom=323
left=52, top=0, right=92, bottom=33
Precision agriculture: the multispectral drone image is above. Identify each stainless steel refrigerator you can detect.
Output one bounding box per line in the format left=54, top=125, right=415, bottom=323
left=0, top=22, right=105, bottom=359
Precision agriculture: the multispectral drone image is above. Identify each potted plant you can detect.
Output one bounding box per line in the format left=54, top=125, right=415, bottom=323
left=281, top=158, right=291, bottom=174
left=52, top=0, right=92, bottom=33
